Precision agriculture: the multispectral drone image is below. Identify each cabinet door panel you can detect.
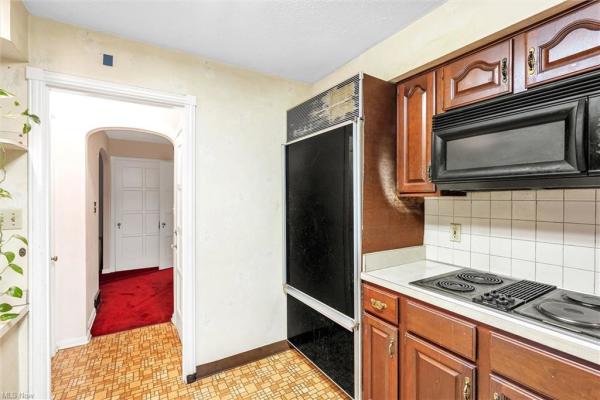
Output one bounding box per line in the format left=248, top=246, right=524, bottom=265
left=397, top=72, right=436, bottom=195
left=440, top=40, right=512, bottom=110
left=362, top=313, right=398, bottom=400
left=489, top=375, right=545, bottom=400
left=525, top=2, right=600, bottom=87
left=404, top=333, right=476, bottom=400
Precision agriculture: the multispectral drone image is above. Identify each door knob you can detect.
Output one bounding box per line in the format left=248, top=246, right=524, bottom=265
left=161, top=222, right=166, bottom=229
left=170, top=244, right=177, bottom=249
left=50, top=256, right=58, bottom=262
left=117, top=222, right=121, bottom=229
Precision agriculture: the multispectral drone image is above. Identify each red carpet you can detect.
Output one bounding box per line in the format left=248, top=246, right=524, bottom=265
left=91, top=267, right=173, bottom=336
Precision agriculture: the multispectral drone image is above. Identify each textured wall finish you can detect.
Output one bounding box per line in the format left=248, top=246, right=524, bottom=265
left=23, top=0, right=445, bottom=82
left=424, top=190, right=600, bottom=296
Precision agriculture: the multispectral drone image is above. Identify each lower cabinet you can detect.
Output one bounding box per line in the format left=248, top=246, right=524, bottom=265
left=403, top=333, right=476, bottom=400
left=489, top=375, right=545, bottom=400
left=361, top=282, right=600, bottom=400
left=362, top=313, right=398, bottom=400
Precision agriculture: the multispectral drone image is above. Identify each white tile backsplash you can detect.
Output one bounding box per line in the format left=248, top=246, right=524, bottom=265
left=424, top=190, right=600, bottom=295
left=537, top=201, right=564, bottom=222
left=491, top=201, right=511, bottom=219
left=564, top=201, right=595, bottom=224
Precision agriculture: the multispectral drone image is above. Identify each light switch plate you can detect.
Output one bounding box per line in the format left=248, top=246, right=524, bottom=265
left=0, top=209, right=22, bottom=230
left=450, top=223, right=461, bottom=242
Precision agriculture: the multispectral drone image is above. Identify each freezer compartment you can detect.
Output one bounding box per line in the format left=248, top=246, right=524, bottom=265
left=287, top=294, right=354, bottom=398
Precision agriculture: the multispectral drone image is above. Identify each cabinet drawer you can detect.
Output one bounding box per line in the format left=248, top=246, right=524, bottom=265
left=405, top=300, right=476, bottom=361
left=489, top=332, right=600, bottom=400
left=362, top=284, right=399, bottom=325
left=489, top=375, right=545, bottom=400
left=439, top=39, right=512, bottom=111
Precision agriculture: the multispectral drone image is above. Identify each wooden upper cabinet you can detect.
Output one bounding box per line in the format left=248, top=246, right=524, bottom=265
left=525, top=1, right=600, bottom=87
left=397, top=72, right=436, bottom=195
left=362, top=313, right=398, bottom=400
left=404, top=333, right=476, bottom=400
left=438, top=40, right=512, bottom=111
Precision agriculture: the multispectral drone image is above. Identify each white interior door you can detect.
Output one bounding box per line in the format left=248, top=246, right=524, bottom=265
left=159, top=161, right=174, bottom=269
left=172, top=133, right=184, bottom=337
left=114, top=158, right=161, bottom=271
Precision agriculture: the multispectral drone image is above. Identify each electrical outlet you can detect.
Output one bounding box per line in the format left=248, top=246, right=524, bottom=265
left=0, top=209, right=22, bottom=230
left=450, top=223, right=461, bottom=242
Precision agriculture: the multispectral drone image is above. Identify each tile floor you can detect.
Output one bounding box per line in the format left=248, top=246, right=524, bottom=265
left=52, top=323, right=349, bottom=399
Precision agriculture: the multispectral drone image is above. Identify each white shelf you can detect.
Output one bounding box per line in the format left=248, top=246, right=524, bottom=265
left=0, top=305, right=29, bottom=341
left=0, top=138, right=27, bottom=152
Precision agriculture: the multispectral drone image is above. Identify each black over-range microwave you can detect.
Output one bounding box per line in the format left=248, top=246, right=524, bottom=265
left=431, top=70, right=600, bottom=191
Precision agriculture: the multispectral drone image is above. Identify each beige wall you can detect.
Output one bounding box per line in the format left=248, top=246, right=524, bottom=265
left=85, top=131, right=108, bottom=324
left=0, top=0, right=579, bottom=383
left=312, top=0, right=572, bottom=93
left=0, top=1, right=29, bottom=393
left=26, top=14, right=310, bottom=365
left=108, top=138, right=173, bottom=161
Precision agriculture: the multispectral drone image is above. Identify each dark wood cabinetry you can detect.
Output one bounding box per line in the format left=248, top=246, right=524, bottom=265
left=395, top=2, right=600, bottom=195
left=488, top=332, right=600, bottom=400
left=524, top=2, right=600, bottom=87
left=396, top=72, right=436, bottom=195
left=362, top=312, right=398, bottom=400
left=489, top=375, right=545, bottom=400
left=403, top=333, right=476, bottom=400
left=438, top=40, right=512, bottom=111
left=362, top=282, right=600, bottom=400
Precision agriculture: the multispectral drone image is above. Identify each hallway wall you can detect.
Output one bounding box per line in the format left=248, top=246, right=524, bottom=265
left=85, top=131, right=109, bottom=331
left=108, top=138, right=173, bottom=161
left=26, top=14, right=310, bottom=365
left=51, top=92, right=183, bottom=348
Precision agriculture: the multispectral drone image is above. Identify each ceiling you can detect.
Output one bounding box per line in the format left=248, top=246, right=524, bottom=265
left=23, top=0, right=445, bottom=83
left=104, top=130, right=172, bottom=144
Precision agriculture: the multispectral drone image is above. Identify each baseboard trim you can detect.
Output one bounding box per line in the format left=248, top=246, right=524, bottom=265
left=55, top=335, right=90, bottom=350
left=196, top=340, right=290, bottom=379
left=87, top=307, right=97, bottom=333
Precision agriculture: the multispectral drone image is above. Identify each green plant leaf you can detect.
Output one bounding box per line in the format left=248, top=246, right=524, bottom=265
left=0, top=313, right=18, bottom=321
left=4, top=252, right=15, bottom=263
left=13, top=100, right=20, bottom=106
left=23, top=122, right=31, bottom=134
left=30, top=114, right=40, bottom=124
left=0, top=89, right=14, bottom=97
left=0, top=303, right=12, bottom=312
left=8, top=264, right=22, bottom=274
left=6, top=286, right=22, bottom=298
left=13, top=235, right=28, bottom=246
left=0, top=188, right=12, bottom=199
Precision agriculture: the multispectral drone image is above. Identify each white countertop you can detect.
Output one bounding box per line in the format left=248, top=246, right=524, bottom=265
left=362, top=260, right=600, bottom=365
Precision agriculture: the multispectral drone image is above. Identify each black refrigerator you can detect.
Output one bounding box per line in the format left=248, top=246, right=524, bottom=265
left=284, top=71, right=366, bottom=400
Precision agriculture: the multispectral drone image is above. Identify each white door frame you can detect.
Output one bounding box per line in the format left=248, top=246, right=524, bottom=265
left=26, top=67, right=197, bottom=398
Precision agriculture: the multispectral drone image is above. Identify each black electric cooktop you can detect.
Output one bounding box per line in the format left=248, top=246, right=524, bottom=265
left=411, top=268, right=600, bottom=341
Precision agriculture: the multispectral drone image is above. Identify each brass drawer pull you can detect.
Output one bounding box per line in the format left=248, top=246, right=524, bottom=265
left=527, top=47, right=536, bottom=75
left=463, top=377, right=471, bottom=400
left=388, top=337, right=395, bottom=358
left=370, top=298, right=388, bottom=311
